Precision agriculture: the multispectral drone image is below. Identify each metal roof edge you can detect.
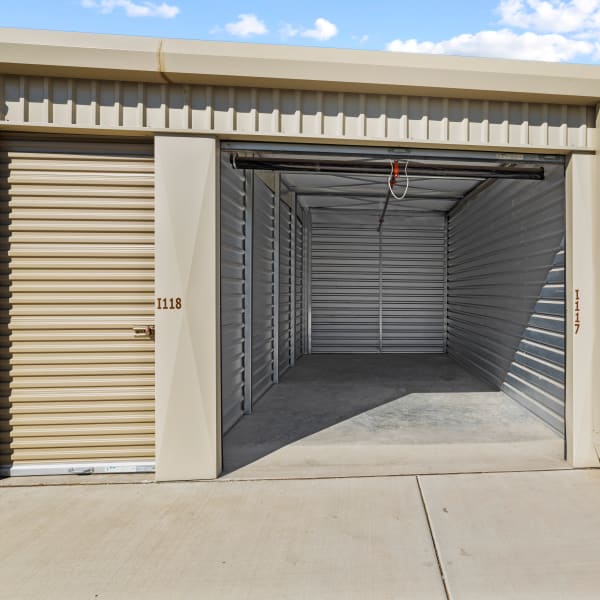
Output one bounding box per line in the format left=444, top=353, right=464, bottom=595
left=1, top=28, right=600, bottom=104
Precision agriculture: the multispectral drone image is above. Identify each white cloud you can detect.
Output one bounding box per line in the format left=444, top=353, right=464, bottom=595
left=353, top=34, right=369, bottom=44
left=498, top=0, right=600, bottom=33
left=301, top=18, right=338, bottom=41
left=386, top=28, right=593, bottom=62
left=81, top=0, right=179, bottom=18
left=385, top=0, right=600, bottom=62
left=224, top=14, right=268, bottom=37
left=280, top=23, right=300, bottom=38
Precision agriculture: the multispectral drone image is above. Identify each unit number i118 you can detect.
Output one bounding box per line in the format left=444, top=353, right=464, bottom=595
left=157, top=297, right=182, bottom=310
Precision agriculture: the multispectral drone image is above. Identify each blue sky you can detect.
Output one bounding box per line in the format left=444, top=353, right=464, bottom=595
left=2, top=0, right=600, bottom=63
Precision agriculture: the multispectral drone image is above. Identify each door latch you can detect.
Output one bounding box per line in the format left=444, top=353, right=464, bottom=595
left=133, top=325, right=155, bottom=339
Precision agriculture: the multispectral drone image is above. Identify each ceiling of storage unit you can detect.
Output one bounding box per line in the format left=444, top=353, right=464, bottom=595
left=245, top=152, right=491, bottom=213
left=230, top=150, right=547, bottom=213
left=281, top=171, right=482, bottom=212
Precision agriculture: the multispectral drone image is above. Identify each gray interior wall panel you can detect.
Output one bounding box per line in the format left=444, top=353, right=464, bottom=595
left=295, top=212, right=304, bottom=359
left=278, top=199, right=293, bottom=376
left=310, top=210, right=445, bottom=353
left=220, top=157, right=247, bottom=433
left=311, top=211, right=380, bottom=352
left=447, top=164, right=565, bottom=433
left=382, top=215, right=446, bottom=352
left=252, top=177, right=276, bottom=402
left=502, top=240, right=566, bottom=432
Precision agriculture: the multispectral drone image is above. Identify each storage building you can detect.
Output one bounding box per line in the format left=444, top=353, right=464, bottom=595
left=0, top=28, right=599, bottom=480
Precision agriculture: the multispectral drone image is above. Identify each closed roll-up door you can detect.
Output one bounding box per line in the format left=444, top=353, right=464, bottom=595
left=311, top=210, right=380, bottom=352
left=220, top=156, right=247, bottom=433
left=382, top=213, right=446, bottom=352
left=0, top=138, right=154, bottom=473
left=295, top=212, right=303, bottom=359
left=278, top=199, right=292, bottom=377
left=251, top=176, right=275, bottom=402
left=310, top=209, right=446, bottom=354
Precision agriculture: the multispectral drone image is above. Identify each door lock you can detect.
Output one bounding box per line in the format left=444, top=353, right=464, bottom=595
left=133, top=325, right=155, bottom=339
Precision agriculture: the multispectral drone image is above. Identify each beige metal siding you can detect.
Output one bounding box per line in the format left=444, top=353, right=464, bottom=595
left=0, top=76, right=595, bottom=151
left=0, top=138, right=154, bottom=469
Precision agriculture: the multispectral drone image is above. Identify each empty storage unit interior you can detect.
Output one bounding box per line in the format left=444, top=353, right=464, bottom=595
left=220, top=144, right=567, bottom=478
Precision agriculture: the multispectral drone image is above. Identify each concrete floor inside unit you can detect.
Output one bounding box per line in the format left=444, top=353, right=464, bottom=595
left=223, top=354, right=567, bottom=479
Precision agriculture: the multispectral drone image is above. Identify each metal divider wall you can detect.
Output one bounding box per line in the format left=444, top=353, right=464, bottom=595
left=0, top=138, right=155, bottom=475
left=447, top=164, right=566, bottom=433
left=251, top=176, right=276, bottom=402
left=310, top=209, right=445, bottom=353
left=220, top=156, right=248, bottom=432
left=221, top=165, right=301, bottom=426
left=294, top=205, right=304, bottom=361
left=278, top=189, right=293, bottom=377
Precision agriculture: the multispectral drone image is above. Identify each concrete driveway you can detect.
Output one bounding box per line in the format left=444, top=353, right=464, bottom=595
left=1, top=470, right=600, bottom=599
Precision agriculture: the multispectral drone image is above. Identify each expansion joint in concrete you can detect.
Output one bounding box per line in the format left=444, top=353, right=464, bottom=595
left=416, top=475, right=452, bottom=600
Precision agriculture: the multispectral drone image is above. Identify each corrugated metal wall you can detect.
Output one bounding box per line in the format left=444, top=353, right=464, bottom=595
left=220, top=156, right=247, bottom=433
left=0, top=138, right=155, bottom=470
left=311, top=210, right=379, bottom=352
left=295, top=209, right=304, bottom=360
left=221, top=167, right=302, bottom=420
left=1, top=75, right=595, bottom=151
left=447, top=164, right=565, bottom=433
left=382, top=214, right=446, bottom=352
left=503, top=239, right=566, bottom=432
left=251, top=176, right=275, bottom=402
left=310, top=209, right=445, bottom=353
left=278, top=197, right=292, bottom=377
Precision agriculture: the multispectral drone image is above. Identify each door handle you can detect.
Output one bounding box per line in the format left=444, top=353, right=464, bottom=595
left=133, top=325, right=155, bottom=339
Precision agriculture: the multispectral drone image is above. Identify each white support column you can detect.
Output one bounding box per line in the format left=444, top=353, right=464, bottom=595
left=565, top=152, right=600, bottom=467
left=155, top=135, right=221, bottom=481
left=594, top=108, right=600, bottom=459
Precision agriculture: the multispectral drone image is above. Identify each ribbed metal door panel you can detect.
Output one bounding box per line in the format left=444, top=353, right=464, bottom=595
left=220, top=156, right=246, bottom=432
left=278, top=199, right=292, bottom=376
left=382, top=214, right=445, bottom=352
left=295, top=212, right=303, bottom=359
left=447, top=164, right=565, bottom=433
left=0, top=138, right=154, bottom=469
left=310, top=210, right=445, bottom=353
left=251, top=177, right=275, bottom=402
left=311, top=210, right=380, bottom=352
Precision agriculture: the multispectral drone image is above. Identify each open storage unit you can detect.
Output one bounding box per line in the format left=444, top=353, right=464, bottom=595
left=3, top=27, right=600, bottom=482
left=220, top=143, right=566, bottom=478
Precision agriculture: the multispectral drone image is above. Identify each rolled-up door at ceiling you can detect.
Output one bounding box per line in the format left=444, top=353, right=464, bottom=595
left=220, top=156, right=247, bottom=433
left=310, top=209, right=445, bottom=354
left=0, top=138, right=155, bottom=473
left=252, top=176, right=275, bottom=402
left=278, top=197, right=292, bottom=377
